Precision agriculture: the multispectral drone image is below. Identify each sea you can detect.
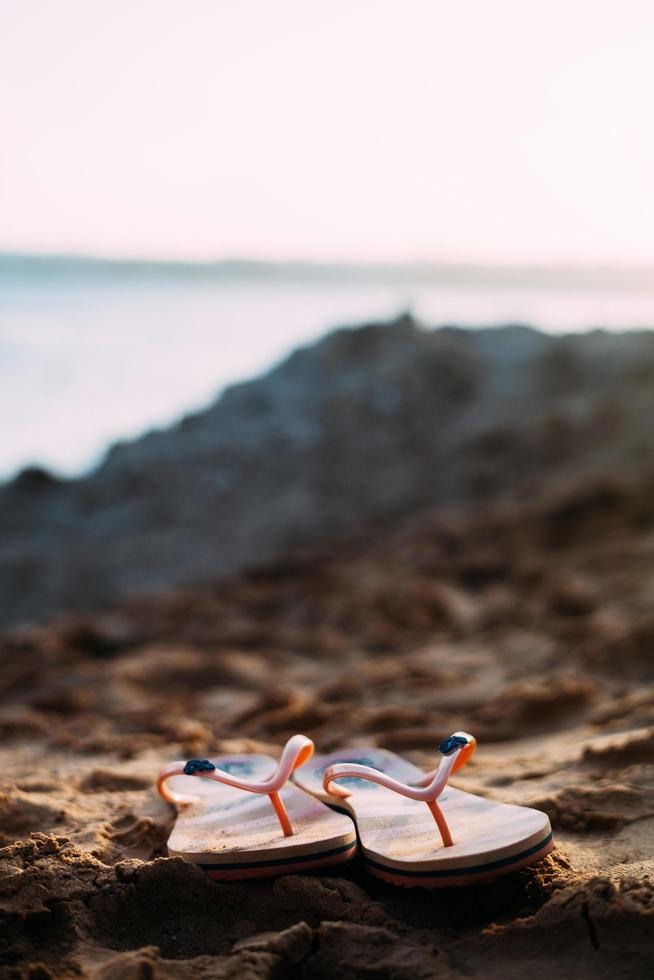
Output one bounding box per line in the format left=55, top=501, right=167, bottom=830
left=2, top=256, right=654, bottom=481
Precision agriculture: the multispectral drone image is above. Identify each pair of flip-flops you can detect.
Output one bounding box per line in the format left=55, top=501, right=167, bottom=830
left=157, top=732, right=553, bottom=888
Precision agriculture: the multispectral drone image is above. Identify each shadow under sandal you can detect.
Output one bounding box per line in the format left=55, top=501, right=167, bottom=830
left=293, top=732, right=553, bottom=888
left=157, top=734, right=357, bottom=879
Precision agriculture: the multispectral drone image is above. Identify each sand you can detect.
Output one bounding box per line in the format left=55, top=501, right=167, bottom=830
left=1, top=474, right=653, bottom=978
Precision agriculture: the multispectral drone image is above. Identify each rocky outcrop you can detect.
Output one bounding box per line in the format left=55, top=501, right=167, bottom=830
left=2, top=316, right=654, bottom=626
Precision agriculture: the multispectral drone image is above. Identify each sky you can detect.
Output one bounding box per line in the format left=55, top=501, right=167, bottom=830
left=2, top=0, right=654, bottom=265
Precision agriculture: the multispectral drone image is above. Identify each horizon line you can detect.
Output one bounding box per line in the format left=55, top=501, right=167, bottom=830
left=3, top=251, right=654, bottom=292
left=3, top=249, right=654, bottom=274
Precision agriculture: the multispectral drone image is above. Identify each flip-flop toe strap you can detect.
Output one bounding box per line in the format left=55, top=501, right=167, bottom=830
left=157, top=734, right=314, bottom=837
left=323, top=731, right=476, bottom=848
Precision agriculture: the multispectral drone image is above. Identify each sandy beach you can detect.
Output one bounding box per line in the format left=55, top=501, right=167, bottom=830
left=1, top=472, right=652, bottom=978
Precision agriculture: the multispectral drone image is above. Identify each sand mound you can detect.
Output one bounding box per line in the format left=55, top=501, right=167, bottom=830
left=1, top=476, right=653, bottom=977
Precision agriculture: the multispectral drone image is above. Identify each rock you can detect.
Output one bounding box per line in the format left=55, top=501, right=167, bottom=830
left=1, top=320, right=654, bottom=628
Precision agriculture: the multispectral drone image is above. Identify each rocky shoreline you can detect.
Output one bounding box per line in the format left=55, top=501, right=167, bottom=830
left=3, top=317, right=654, bottom=629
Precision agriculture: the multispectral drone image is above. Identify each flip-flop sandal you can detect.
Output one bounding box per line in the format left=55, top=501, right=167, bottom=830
left=157, top=735, right=357, bottom=879
left=293, top=731, right=553, bottom=888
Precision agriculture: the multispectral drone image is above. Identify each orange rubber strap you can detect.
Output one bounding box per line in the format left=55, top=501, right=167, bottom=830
left=157, top=734, right=314, bottom=838
left=323, top=731, right=476, bottom=848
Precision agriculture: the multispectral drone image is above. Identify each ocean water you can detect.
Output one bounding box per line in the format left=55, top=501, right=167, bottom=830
left=3, top=268, right=654, bottom=481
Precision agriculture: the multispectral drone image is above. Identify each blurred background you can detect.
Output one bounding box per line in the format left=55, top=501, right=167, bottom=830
left=2, top=0, right=654, bottom=625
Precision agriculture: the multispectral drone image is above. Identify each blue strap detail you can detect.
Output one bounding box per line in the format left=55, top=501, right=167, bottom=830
left=439, top=735, right=469, bottom=756
left=184, top=758, right=216, bottom=775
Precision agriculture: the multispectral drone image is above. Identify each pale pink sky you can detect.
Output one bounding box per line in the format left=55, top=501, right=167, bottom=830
left=2, top=0, right=654, bottom=264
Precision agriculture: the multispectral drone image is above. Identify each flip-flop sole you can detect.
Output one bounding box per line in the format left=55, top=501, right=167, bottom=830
left=200, top=839, right=357, bottom=880
left=362, top=833, right=554, bottom=888
left=294, top=748, right=554, bottom=889
left=164, top=753, right=357, bottom=880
